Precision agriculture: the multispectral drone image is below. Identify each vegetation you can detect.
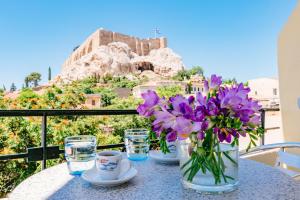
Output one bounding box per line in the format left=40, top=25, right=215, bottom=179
left=0, top=76, right=150, bottom=197
left=0, top=68, right=206, bottom=196
left=25, top=72, right=42, bottom=87
left=48, top=66, right=52, bottom=81
left=10, top=83, right=17, bottom=92
left=172, top=66, right=204, bottom=81
left=156, top=85, right=184, bottom=99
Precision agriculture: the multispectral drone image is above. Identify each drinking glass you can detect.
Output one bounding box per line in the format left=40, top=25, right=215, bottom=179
left=124, top=129, right=149, bottom=161
left=64, top=135, right=96, bottom=175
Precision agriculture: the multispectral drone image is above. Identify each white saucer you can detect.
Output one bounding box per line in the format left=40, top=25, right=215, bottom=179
left=81, top=167, right=137, bottom=187
left=149, top=150, right=179, bottom=164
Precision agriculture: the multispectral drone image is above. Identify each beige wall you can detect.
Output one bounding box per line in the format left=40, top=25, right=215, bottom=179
left=278, top=2, right=300, bottom=142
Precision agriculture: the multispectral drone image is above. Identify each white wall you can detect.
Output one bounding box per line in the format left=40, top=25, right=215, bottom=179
left=248, top=78, right=279, bottom=100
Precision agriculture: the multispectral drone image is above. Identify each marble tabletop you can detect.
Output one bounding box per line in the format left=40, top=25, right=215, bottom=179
left=9, top=156, right=300, bottom=200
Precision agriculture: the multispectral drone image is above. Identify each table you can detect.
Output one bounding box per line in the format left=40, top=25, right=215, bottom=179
left=9, top=156, right=300, bottom=200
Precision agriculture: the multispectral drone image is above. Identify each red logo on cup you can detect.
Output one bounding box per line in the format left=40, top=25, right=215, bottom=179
left=99, top=158, right=108, bottom=164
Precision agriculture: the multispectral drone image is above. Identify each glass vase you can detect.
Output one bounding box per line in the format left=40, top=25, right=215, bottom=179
left=178, top=139, right=239, bottom=193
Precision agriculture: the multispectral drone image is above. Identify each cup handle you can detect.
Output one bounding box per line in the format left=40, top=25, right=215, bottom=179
left=118, top=159, right=131, bottom=178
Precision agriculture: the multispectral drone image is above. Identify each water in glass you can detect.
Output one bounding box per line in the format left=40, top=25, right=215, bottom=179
left=125, top=129, right=149, bottom=161
left=64, top=135, right=96, bottom=175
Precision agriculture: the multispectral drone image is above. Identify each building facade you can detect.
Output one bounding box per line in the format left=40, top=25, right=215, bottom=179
left=248, top=78, right=280, bottom=108
left=188, top=74, right=206, bottom=94
left=84, top=94, right=101, bottom=108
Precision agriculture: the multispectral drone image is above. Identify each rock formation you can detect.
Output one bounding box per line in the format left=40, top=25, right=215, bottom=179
left=54, top=29, right=184, bottom=84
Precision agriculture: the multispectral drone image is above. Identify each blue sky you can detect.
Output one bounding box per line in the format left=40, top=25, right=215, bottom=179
left=0, top=0, right=297, bottom=89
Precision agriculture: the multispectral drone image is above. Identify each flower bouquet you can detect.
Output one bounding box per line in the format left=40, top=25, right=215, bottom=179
left=137, top=74, right=264, bottom=193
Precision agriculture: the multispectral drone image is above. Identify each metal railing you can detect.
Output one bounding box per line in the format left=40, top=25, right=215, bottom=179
left=0, top=108, right=280, bottom=169
left=260, top=108, right=280, bottom=145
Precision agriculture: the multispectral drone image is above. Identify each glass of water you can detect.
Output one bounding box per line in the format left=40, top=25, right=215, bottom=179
left=64, top=135, right=96, bottom=175
left=125, top=129, right=149, bottom=161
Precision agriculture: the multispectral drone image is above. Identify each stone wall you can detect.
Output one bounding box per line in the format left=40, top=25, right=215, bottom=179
left=63, top=29, right=167, bottom=69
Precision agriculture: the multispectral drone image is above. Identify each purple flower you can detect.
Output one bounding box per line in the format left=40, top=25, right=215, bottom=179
left=193, top=106, right=205, bottom=121
left=213, top=127, right=220, bottom=134
left=166, top=131, right=177, bottom=142
left=196, top=92, right=206, bottom=106
left=188, top=95, right=195, bottom=104
left=248, top=115, right=261, bottom=126
left=197, top=132, right=205, bottom=140
left=152, top=124, right=164, bottom=137
left=153, top=110, right=176, bottom=130
left=206, top=98, right=219, bottom=116
left=204, top=74, right=222, bottom=92
left=174, top=117, right=193, bottom=140
left=179, top=102, right=194, bottom=119
left=137, top=90, right=160, bottom=117
left=217, top=128, right=232, bottom=143
left=217, top=132, right=225, bottom=142
left=170, top=95, right=189, bottom=113
left=136, top=75, right=262, bottom=147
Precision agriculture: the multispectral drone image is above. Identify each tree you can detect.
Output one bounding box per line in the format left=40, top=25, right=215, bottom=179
left=48, top=66, right=52, bottom=81
left=172, top=70, right=190, bottom=81
left=173, top=66, right=204, bottom=81
left=10, top=83, right=16, bottom=92
left=2, top=85, right=6, bottom=91
left=24, top=77, right=29, bottom=88
left=223, top=78, right=237, bottom=86
left=25, top=72, right=42, bottom=87
left=189, top=66, right=204, bottom=76
left=99, top=88, right=117, bottom=106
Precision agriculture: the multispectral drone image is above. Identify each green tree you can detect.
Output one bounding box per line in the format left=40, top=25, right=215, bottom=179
left=98, top=88, right=116, bottom=107
left=25, top=72, right=42, bottom=87
left=48, top=67, right=52, bottom=81
left=24, top=77, right=29, bottom=88
left=189, top=66, right=204, bottom=76
left=172, top=70, right=190, bottom=81
left=10, top=83, right=16, bottom=92
left=223, top=78, right=237, bottom=85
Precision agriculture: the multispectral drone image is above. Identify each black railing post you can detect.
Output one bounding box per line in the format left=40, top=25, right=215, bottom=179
left=41, top=112, right=47, bottom=169
left=260, top=109, right=266, bottom=146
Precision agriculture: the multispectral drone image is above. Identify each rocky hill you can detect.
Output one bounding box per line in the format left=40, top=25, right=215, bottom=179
left=53, top=29, right=185, bottom=84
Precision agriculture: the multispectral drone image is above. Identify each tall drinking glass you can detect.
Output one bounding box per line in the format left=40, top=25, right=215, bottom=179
left=64, top=135, right=96, bottom=175
left=125, top=129, right=149, bottom=161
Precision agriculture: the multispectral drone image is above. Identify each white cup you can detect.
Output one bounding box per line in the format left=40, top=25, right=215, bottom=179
left=162, top=141, right=177, bottom=158
left=96, top=151, right=131, bottom=180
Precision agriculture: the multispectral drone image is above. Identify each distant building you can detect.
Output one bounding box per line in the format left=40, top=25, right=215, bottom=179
left=84, top=94, right=101, bottom=108
left=188, top=74, right=206, bottom=94
left=133, top=80, right=188, bottom=98
left=248, top=78, right=280, bottom=108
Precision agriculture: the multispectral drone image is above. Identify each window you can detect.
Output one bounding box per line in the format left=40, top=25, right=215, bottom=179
left=197, top=87, right=200, bottom=91
left=255, top=91, right=257, bottom=95
left=92, top=100, right=96, bottom=106
left=273, top=88, right=277, bottom=96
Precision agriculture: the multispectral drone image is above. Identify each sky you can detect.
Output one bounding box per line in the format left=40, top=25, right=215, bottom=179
left=0, top=0, right=298, bottom=89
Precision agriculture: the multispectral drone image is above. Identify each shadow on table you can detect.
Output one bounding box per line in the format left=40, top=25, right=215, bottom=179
left=46, top=175, right=137, bottom=200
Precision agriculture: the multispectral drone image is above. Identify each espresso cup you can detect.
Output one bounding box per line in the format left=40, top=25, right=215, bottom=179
left=96, top=151, right=131, bottom=180
left=162, top=141, right=177, bottom=158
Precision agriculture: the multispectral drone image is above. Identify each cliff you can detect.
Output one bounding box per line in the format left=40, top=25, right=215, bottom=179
left=54, top=29, right=184, bottom=83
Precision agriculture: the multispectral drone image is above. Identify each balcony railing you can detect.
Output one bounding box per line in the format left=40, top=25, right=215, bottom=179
left=0, top=108, right=280, bottom=170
